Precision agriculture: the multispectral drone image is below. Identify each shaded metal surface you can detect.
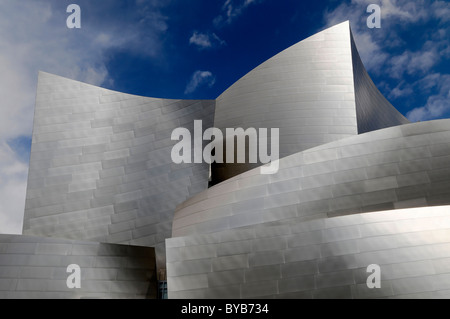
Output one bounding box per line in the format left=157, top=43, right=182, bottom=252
left=0, top=234, right=156, bottom=299
left=350, top=32, right=409, bottom=134
left=167, top=205, right=450, bottom=298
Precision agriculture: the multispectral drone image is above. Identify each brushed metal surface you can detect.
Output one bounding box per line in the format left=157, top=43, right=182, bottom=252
left=167, top=205, right=450, bottom=299
left=24, top=72, right=215, bottom=268
left=173, top=119, right=450, bottom=237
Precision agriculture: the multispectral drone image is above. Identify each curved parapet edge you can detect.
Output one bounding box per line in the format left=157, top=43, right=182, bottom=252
left=173, top=119, right=450, bottom=237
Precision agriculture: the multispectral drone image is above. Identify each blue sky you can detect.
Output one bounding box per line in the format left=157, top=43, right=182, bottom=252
left=0, top=0, right=448, bottom=233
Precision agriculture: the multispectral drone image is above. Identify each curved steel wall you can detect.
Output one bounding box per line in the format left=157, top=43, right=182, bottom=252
left=167, top=205, right=450, bottom=299
left=173, top=119, right=450, bottom=237
left=24, top=72, right=215, bottom=268
left=0, top=234, right=156, bottom=299
left=210, top=21, right=409, bottom=184
left=168, top=119, right=450, bottom=298
left=214, top=21, right=357, bottom=156
left=211, top=21, right=357, bottom=183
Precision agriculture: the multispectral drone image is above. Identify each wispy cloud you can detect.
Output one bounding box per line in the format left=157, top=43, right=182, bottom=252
left=189, top=31, right=226, bottom=50
left=324, top=0, right=449, bottom=71
left=213, top=0, right=262, bottom=27
left=0, top=0, right=169, bottom=233
left=323, top=0, right=450, bottom=122
left=388, top=46, right=440, bottom=79
left=184, top=70, right=216, bottom=94
left=188, top=0, right=263, bottom=52
left=388, top=81, right=414, bottom=99
left=188, top=0, right=263, bottom=53
left=407, top=74, right=450, bottom=121
left=0, top=141, right=28, bottom=234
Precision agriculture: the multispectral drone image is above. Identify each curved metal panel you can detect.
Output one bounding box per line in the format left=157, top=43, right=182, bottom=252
left=173, top=119, right=450, bottom=237
left=167, top=205, right=450, bottom=299
left=24, top=72, right=215, bottom=268
left=210, top=21, right=410, bottom=185
left=350, top=32, right=410, bottom=133
left=211, top=21, right=358, bottom=184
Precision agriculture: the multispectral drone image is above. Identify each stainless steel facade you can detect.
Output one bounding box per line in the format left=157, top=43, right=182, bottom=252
left=24, top=72, right=215, bottom=268
left=167, top=205, right=450, bottom=298
left=172, top=119, right=450, bottom=237
left=167, top=119, right=450, bottom=298
left=166, top=22, right=450, bottom=298
left=2, top=21, right=446, bottom=298
left=210, top=21, right=409, bottom=184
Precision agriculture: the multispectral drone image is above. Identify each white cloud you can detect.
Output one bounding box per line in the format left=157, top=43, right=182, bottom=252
left=388, top=81, right=414, bottom=99
left=416, top=73, right=442, bottom=91
left=388, top=48, right=439, bottom=79
left=0, top=142, right=28, bottom=234
left=189, top=31, right=226, bottom=49
left=323, top=0, right=449, bottom=74
left=380, top=0, right=429, bottom=22
left=214, top=0, right=262, bottom=27
left=184, top=71, right=216, bottom=94
left=407, top=74, right=450, bottom=121
left=431, top=0, right=450, bottom=22
left=0, top=0, right=169, bottom=234
left=190, top=32, right=212, bottom=48
left=323, top=0, right=450, bottom=123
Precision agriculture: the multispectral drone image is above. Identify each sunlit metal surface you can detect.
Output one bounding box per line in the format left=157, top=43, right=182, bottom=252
left=167, top=205, right=450, bottom=298
left=23, top=72, right=215, bottom=268
left=173, top=119, right=450, bottom=237
left=167, top=20, right=448, bottom=298
left=210, top=21, right=408, bottom=184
